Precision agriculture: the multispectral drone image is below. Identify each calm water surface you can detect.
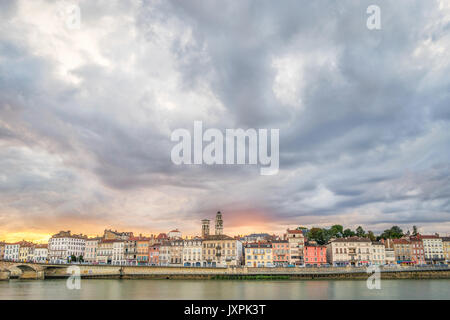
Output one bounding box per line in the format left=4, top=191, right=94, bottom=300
left=0, top=279, right=449, bottom=299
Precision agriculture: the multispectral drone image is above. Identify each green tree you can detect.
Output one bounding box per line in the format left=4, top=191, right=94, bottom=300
left=329, top=225, right=344, bottom=238
left=70, top=255, right=77, bottom=262
left=306, top=227, right=331, bottom=245
left=356, top=226, right=366, bottom=237
left=343, top=228, right=356, bottom=237
left=380, top=226, right=404, bottom=239
left=78, top=255, right=84, bottom=262
left=412, top=225, right=418, bottom=236
left=367, top=231, right=376, bottom=241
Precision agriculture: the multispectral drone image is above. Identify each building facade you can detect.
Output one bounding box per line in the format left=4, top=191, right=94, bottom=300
left=384, top=248, right=396, bottom=265
left=149, top=244, right=160, bottom=265
left=124, top=238, right=138, bottom=265
left=422, top=235, right=445, bottom=264
left=84, top=238, right=100, bottom=263
left=112, top=240, right=126, bottom=265
left=285, top=229, right=305, bottom=265
left=327, top=237, right=372, bottom=266
left=48, top=231, right=87, bottom=263
left=410, top=236, right=425, bottom=265
left=4, top=243, right=20, bottom=261
left=202, top=235, right=242, bottom=267
left=442, top=237, right=450, bottom=264
left=169, top=239, right=184, bottom=265
left=33, top=245, right=48, bottom=263
left=182, top=238, right=203, bottom=266
left=304, top=242, right=327, bottom=266
left=136, top=237, right=150, bottom=265
left=370, top=242, right=386, bottom=265
left=272, top=240, right=290, bottom=266
left=19, top=241, right=35, bottom=262
left=159, top=241, right=171, bottom=266
left=96, top=240, right=114, bottom=264
left=244, top=242, right=273, bottom=267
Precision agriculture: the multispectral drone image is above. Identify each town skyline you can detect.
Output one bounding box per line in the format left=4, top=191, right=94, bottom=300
left=2, top=214, right=449, bottom=244
left=1, top=1, right=450, bottom=247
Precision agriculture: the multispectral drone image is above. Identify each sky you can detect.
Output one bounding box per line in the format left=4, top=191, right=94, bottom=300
left=0, top=0, right=450, bottom=243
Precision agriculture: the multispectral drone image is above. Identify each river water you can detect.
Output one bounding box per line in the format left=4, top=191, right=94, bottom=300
left=0, top=279, right=449, bottom=299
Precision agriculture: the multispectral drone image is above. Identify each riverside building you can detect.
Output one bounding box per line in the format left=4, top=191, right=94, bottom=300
left=326, top=237, right=372, bottom=266
left=272, top=240, right=289, bottom=266
left=421, top=235, right=445, bottom=264
left=244, top=242, right=273, bottom=267
left=48, top=231, right=87, bottom=263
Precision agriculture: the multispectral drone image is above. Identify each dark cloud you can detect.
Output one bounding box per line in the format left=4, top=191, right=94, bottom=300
left=0, top=0, right=449, bottom=237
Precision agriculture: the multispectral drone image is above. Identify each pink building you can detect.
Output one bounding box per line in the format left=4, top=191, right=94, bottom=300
left=410, top=236, right=425, bottom=265
left=304, top=243, right=327, bottom=266
left=272, top=240, right=290, bottom=266
left=149, top=244, right=160, bottom=265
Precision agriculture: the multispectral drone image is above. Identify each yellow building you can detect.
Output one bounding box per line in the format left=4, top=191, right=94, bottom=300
left=18, top=241, right=35, bottom=262
left=202, top=235, right=243, bottom=267
left=442, top=237, right=450, bottom=264
left=96, top=239, right=114, bottom=264
left=136, top=237, right=150, bottom=265
left=244, top=242, right=273, bottom=267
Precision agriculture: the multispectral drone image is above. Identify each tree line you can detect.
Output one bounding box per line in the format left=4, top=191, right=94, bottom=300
left=303, top=225, right=419, bottom=245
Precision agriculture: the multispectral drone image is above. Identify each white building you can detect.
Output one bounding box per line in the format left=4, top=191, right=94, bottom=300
left=371, top=242, right=386, bottom=265
left=421, top=235, right=445, bottom=264
left=327, top=237, right=372, bottom=266
left=48, top=231, right=87, bottom=263
left=33, top=245, right=48, bottom=263
left=112, top=240, right=126, bottom=265
left=182, top=238, right=203, bottom=267
left=159, top=242, right=171, bottom=266
left=4, top=243, right=20, bottom=261
left=85, top=238, right=100, bottom=263
left=384, top=248, right=396, bottom=265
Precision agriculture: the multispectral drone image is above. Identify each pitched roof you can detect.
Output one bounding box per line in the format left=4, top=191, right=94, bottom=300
left=203, top=234, right=234, bottom=241
left=244, top=242, right=272, bottom=248
left=286, top=229, right=304, bottom=234
left=393, top=239, right=410, bottom=244
left=421, top=235, right=440, bottom=239
left=332, top=237, right=371, bottom=243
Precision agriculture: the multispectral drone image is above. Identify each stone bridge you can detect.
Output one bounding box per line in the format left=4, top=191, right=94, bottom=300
left=0, top=261, right=67, bottom=280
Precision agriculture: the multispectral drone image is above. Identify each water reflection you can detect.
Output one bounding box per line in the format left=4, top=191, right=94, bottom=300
left=0, top=279, right=449, bottom=300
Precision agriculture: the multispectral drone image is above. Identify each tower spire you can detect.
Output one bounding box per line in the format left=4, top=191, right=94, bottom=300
left=215, top=211, right=223, bottom=235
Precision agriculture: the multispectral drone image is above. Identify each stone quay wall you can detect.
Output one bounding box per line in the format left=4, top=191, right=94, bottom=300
left=1, top=261, right=449, bottom=280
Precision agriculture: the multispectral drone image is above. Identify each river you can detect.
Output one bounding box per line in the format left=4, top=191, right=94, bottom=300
left=0, top=279, right=449, bottom=299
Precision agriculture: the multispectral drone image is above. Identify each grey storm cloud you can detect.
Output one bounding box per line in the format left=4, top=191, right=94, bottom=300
left=0, top=0, right=449, bottom=236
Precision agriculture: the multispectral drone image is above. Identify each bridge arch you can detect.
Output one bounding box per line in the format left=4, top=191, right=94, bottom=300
left=14, top=264, right=41, bottom=272
left=9, top=264, right=45, bottom=280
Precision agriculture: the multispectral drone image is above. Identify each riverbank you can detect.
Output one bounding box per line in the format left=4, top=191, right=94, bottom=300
left=39, top=268, right=450, bottom=280
left=2, top=261, right=449, bottom=281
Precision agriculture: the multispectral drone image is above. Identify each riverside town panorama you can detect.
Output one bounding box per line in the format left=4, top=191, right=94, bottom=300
left=1, top=211, right=449, bottom=267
